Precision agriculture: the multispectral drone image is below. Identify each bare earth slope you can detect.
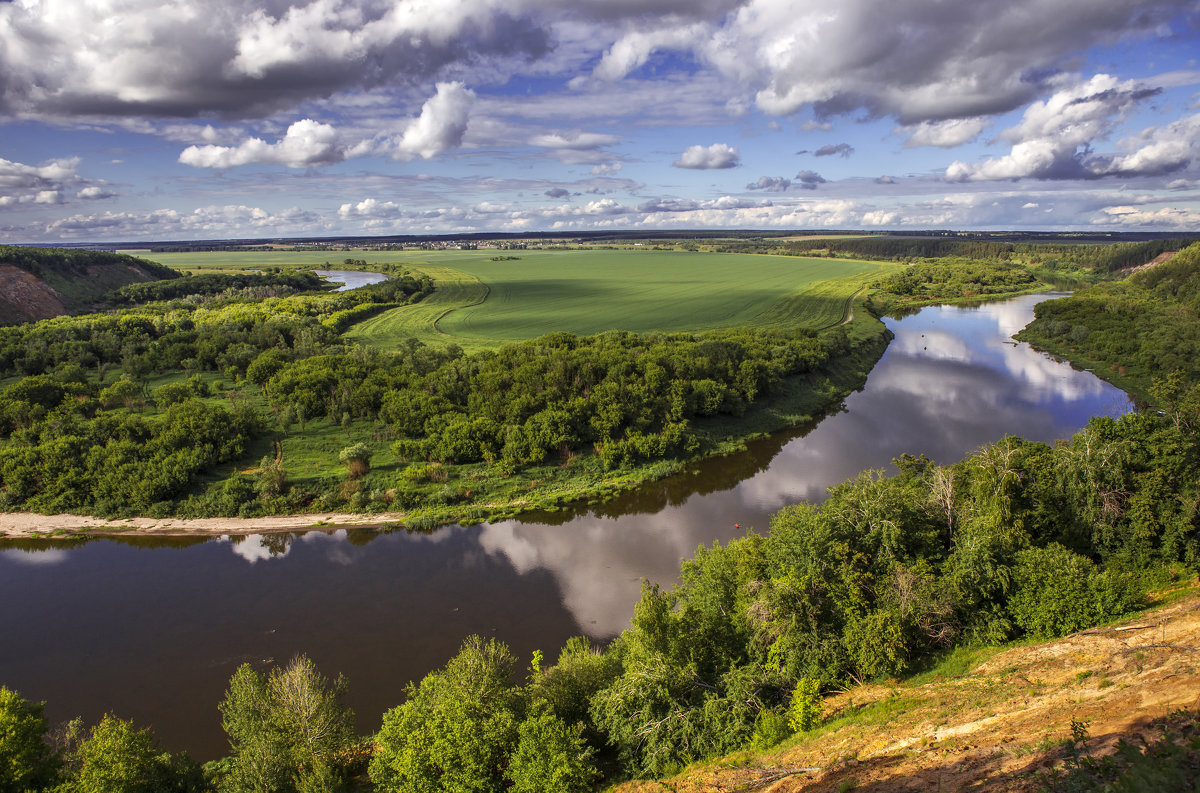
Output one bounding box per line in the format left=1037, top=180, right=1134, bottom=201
left=0, top=264, right=67, bottom=324
left=614, top=588, right=1200, bottom=793
left=0, top=246, right=178, bottom=324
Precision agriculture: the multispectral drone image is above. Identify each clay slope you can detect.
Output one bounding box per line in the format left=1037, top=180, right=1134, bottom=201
left=0, top=264, right=67, bottom=324
left=614, top=587, right=1200, bottom=793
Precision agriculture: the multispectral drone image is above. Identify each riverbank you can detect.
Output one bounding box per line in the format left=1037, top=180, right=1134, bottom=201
left=0, top=510, right=407, bottom=539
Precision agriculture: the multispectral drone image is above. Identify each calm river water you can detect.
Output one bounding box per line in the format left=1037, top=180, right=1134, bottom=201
left=314, top=269, right=389, bottom=291
left=0, top=294, right=1131, bottom=759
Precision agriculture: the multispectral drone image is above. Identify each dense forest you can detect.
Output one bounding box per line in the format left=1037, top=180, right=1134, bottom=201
left=1018, top=243, right=1200, bottom=399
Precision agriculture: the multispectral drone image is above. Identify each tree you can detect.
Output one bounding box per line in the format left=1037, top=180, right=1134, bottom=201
left=219, top=656, right=355, bottom=793
left=0, top=686, right=57, bottom=793
left=337, top=444, right=371, bottom=479
left=505, top=700, right=596, bottom=793
left=63, top=715, right=201, bottom=793
left=370, top=636, right=521, bottom=793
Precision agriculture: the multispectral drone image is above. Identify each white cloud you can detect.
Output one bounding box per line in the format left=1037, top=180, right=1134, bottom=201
left=591, top=161, right=622, bottom=175
left=34, top=204, right=323, bottom=241
left=77, top=186, right=116, bottom=200
left=179, top=118, right=344, bottom=169
left=0, top=156, right=114, bottom=207
left=900, top=117, right=990, bottom=148
left=1099, top=205, right=1200, bottom=228
left=673, top=142, right=739, bottom=169
left=746, top=175, right=791, bottom=192
left=945, top=74, right=1176, bottom=181
left=387, top=81, right=475, bottom=161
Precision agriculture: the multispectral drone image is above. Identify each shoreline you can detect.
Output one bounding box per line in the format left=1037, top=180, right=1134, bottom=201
left=0, top=511, right=407, bottom=539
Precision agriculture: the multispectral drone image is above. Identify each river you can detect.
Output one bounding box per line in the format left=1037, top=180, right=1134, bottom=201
left=0, top=293, right=1131, bottom=759
left=314, top=269, right=389, bottom=291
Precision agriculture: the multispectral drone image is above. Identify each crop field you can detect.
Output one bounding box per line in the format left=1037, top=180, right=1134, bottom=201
left=136, top=248, right=898, bottom=351
left=349, top=250, right=898, bottom=351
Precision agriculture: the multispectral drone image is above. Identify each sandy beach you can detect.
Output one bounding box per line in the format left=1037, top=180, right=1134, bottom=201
left=0, top=511, right=408, bottom=538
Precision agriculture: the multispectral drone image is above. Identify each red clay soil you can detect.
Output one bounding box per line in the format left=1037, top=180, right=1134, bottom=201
left=1118, top=250, right=1178, bottom=276
left=0, top=264, right=66, bottom=324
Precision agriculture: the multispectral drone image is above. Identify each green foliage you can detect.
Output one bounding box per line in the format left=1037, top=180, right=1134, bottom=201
left=1019, top=243, right=1200, bottom=398
left=505, top=700, right=596, bottom=793
left=0, top=687, right=57, bottom=793
left=59, top=715, right=202, bottom=793
left=787, top=678, right=823, bottom=733
left=1008, top=545, right=1141, bottom=639
left=871, top=258, right=1041, bottom=307
left=1039, top=713, right=1200, bottom=792
left=370, top=636, right=521, bottom=793
left=337, top=443, right=371, bottom=478
left=108, top=272, right=329, bottom=306
left=218, top=656, right=355, bottom=793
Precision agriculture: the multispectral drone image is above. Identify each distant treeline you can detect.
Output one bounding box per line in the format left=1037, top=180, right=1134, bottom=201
left=107, top=271, right=331, bottom=305
left=713, top=236, right=1192, bottom=273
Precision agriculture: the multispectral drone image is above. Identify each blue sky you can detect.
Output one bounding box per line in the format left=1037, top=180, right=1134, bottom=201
left=1, top=0, right=1199, bottom=243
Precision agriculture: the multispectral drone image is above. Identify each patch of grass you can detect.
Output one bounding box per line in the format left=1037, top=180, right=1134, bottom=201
left=907, top=645, right=1005, bottom=685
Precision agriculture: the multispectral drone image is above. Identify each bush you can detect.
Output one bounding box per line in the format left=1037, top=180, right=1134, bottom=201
left=787, top=678, right=823, bottom=733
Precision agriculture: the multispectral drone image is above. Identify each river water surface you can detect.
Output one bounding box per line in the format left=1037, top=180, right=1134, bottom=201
left=0, top=294, right=1130, bottom=759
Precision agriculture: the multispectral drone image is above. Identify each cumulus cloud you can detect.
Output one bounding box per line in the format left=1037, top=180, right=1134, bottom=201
left=794, top=170, right=827, bottom=189
left=874, top=175, right=897, bottom=184
left=673, top=142, right=740, bottom=169
left=30, top=203, right=322, bottom=240
left=900, top=117, right=990, bottom=148
left=0, top=156, right=114, bottom=207
left=702, top=0, right=1187, bottom=123
left=178, top=83, right=473, bottom=168
left=591, top=162, right=622, bottom=175
left=945, top=74, right=1174, bottom=181
left=387, top=82, right=474, bottom=160
left=0, top=0, right=547, bottom=120
left=179, top=118, right=343, bottom=168
left=746, top=176, right=791, bottom=192
left=638, top=195, right=769, bottom=213
left=528, top=129, right=620, bottom=164
left=544, top=187, right=571, bottom=198
left=814, top=142, right=854, bottom=158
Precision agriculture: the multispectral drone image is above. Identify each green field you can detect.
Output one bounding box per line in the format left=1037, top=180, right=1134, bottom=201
left=348, top=250, right=897, bottom=351
left=135, top=248, right=899, bottom=351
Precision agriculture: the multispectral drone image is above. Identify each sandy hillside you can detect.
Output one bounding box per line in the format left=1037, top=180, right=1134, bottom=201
left=612, top=587, right=1200, bottom=793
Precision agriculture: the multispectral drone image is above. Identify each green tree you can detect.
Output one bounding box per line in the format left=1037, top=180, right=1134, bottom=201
left=62, top=715, right=201, bottom=793
left=505, top=700, right=596, bottom=793
left=370, top=636, right=521, bottom=793
left=0, top=687, right=57, bottom=793
left=219, top=656, right=355, bottom=793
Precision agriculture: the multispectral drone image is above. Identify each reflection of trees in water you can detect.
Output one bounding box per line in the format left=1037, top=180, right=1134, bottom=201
left=226, top=532, right=297, bottom=557
left=0, top=534, right=214, bottom=554
left=526, top=411, right=839, bottom=527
